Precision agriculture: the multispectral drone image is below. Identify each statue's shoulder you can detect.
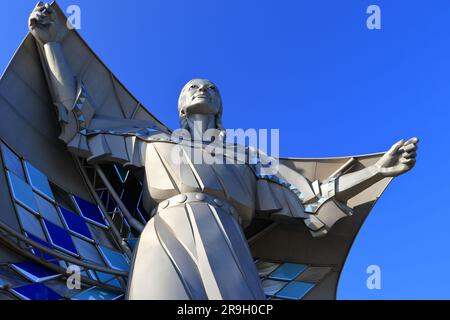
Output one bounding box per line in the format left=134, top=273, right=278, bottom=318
left=65, top=119, right=173, bottom=166
left=83, top=116, right=172, bottom=141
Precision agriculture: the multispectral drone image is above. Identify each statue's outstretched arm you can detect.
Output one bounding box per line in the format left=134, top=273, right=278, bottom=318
left=330, top=138, right=418, bottom=202
left=40, top=42, right=76, bottom=109
left=254, top=138, right=418, bottom=237
left=27, top=2, right=168, bottom=167
left=28, top=2, right=88, bottom=146
left=29, top=2, right=76, bottom=112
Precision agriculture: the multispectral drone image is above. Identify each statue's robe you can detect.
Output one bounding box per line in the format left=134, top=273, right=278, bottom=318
left=0, top=2, right=394, bottom=300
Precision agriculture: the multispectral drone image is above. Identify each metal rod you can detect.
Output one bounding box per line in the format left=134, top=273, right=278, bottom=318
left=94, top=164, right=144, bottom=233
left=75, top=157, right=133, bottom=257
left=329, top=157, right=356, bottom=179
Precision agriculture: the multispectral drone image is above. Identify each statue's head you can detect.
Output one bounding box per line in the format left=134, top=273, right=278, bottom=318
left=178, top=79, right=224, bottom=131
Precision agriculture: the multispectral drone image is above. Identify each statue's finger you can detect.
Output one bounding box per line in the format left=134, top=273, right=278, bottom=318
left=44, top=3, right=53, bottom=14
left=388, top=139, right=404, bottom=155
left=401, top=143, right=416, bottom=153
left=29, top=12, right=42, bottom=26
left=399, top=142, right=418, bottom=154
left=29, top=11, right=44, bottom=23
left=29, top=12, right=38, bottom=20
left=400, top=158, right=415, bottom=165
left=30, top=13, right=46, bottom=25
left=402, top=151, right=416, bottom=159
left=39, top=12, right=50, bottom=20
left=34, top=2, right=46, bottom=13
left=405, top=137, right=419, bottom=145
left=34, top=1, right=44, bottom=9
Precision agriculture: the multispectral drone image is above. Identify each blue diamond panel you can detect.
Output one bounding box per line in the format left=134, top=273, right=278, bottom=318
left=256, top=261, right=280, bottom=277
left=10, top=283, right=62, bottom=300
left=98, top=246, right=129, bottom=271
left=7, top=171, right=38, bottom=212
left=27, top=233, right=56, bottom=262
left=274, top=281, right=315, bottom=300
left=73, top=195, right=107, bottom=227
left=11, top=261, right=59, bottom=282
left=60, top=207, right=93, bottom=240
left=261, top=279, right=288, bottom=296
left=71, top=236, right=105, bottom=265
left=24, top=162, right=54, bottom=200
left=269, top=263, right=307, bottom=281
left=16, top=205, right=46, bottom=241
left=1, top=143, right=26, bottom=181
left=44, top=220, right=78, bottom=256
left=95, top=271, right=122, bottom=288
left=71, top=286, right=123, bottom=300
left=35, top=194, right=63, bottom=227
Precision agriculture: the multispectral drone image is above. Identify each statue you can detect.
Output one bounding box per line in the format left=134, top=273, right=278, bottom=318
left=27, top=2, right=418, bottom=299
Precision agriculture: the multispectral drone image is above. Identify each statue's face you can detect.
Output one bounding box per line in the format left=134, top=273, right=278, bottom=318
left=179, top=79, right=221, bottom=117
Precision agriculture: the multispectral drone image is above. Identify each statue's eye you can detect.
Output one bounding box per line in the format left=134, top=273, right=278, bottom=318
left=209, top=86, right=216, bottom=91
left=190, top=85, right=199, bottom=90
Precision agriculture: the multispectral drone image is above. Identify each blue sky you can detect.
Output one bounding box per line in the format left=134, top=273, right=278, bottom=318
left=2, top=0, right=449, bottom=299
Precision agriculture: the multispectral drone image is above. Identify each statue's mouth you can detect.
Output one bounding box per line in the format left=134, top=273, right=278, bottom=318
left=194, top=95, right=208, bottom=100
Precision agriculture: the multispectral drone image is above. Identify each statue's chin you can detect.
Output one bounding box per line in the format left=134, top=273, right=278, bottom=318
left=183, top=101, right=217, bottom=116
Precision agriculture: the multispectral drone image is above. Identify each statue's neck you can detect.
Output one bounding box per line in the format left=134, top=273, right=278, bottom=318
left=186, top=114, right=216, bottom=141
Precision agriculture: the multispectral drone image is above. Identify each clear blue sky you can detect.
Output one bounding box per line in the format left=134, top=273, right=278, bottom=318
left=2, top=0, right=449, bottom=299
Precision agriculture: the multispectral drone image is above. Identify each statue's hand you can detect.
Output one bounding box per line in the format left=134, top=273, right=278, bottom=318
left=28, top=2, right=66, bottom=45
left=375, top=137, right=419, bottom=177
